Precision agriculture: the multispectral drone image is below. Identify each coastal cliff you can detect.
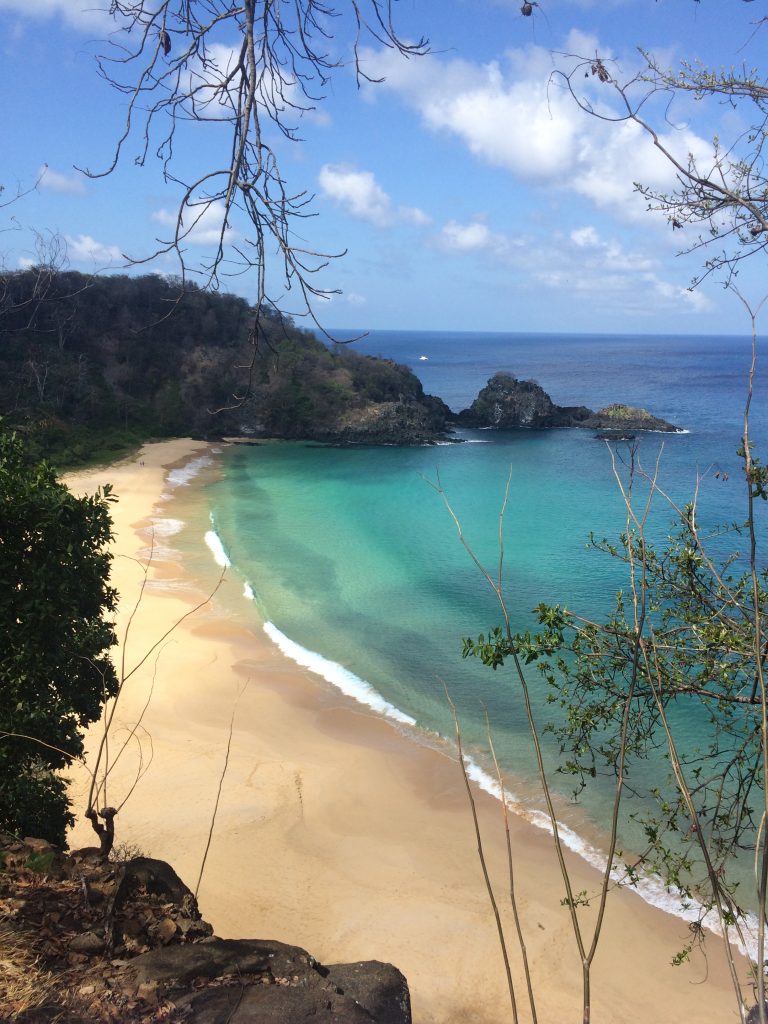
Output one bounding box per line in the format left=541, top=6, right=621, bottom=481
left=0, top=270, right=451, bottom=457
left=238, top=356, right=451, bottom=445
left=455, top=371, right=681, bottom=434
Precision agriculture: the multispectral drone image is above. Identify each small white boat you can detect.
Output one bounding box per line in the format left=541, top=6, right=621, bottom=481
left=419, top=355, right=428, bottom=361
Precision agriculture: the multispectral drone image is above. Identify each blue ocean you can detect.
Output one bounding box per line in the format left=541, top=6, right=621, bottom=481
left=186, top=330, right=766, bottom=929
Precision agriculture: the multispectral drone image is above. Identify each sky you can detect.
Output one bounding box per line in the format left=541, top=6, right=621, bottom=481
left=1, top=0, right=766, bottom=335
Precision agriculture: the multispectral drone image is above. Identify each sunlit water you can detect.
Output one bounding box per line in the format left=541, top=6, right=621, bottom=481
left=174, top=330, right=767, bottom=944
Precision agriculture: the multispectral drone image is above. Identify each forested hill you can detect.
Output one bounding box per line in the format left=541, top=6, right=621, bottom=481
left=0, top=270, right=450, bottom=463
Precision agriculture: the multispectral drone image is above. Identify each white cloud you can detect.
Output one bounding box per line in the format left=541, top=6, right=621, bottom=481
left=345, top=291, right=367, bottom=306
left=400, top=206, right=431, bottom=226
left=319, top=165, right=391, bottom=225
left=524, top=223, right=712, bottom=315
left=653, top=278, right=713, bottom=313
left=318, top=164, right=430, bottom=227
left=566, top=224, right=654, bottom=271
left=437, top=219, right=508, bottom=254
left=39, top=165, right=86, bottom=195
left=152, top=200, right=237, bottom=247
left=570, top=226, right=600, bottom=248
left=362, top=36, right=716, bottom=226
left=65, top=234, right=123, bottom=266
left=0, top=0, right=111, bottom=29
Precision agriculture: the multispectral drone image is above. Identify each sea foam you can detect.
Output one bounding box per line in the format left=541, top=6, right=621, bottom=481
left=204, top=529, right=231, bottom=568
left=462, top=750, right=759, bottom=961
left=164, top=453, right=215, bottom=494
left=138, top=516, right=185, bottom=559
left=146, top=516, right=184, bottom=537
left=263, top=621, right=417, bottom=728
left=205, top=518, right=414, bottom=731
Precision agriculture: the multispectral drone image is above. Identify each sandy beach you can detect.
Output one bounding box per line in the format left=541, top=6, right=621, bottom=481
left=64, top=438, right=749, bottom=1024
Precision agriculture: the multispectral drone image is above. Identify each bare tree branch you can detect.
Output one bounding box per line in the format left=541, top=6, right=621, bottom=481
left=551, top=48, right=768, bottom=288
left=83, top=0, right=428, bottom=397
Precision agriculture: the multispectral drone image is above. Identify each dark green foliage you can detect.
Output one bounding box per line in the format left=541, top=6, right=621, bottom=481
left=0, top=269, right=255, bottom=459
left=0, top=269, right=447, bottom=460
left=249, top=334, right=440, bottom=439
left=0, top=426, right=118, bottom=844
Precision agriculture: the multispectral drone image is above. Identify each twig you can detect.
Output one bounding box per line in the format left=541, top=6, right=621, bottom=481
left=194, top=682, right=248, bottom=899
left=445, top=684, right=518, bottom=1024
left=485, top=712, right=538, bottom=1024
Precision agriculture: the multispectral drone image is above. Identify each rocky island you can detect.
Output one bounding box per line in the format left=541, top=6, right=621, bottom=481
left=454, top=371, right=681, bottom=435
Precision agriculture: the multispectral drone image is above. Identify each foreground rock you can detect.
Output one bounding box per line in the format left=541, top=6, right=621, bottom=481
left=123, top=939, right=410, bottom=1024
left=0, top=836, right=411, bottom=1024
left=456, top=372, right=681, bottom=433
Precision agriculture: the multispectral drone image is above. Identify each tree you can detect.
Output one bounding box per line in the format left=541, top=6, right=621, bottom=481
left=0, top=425, right=118, bottom=845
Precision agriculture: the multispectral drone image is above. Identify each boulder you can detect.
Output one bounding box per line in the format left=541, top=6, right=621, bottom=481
left=326, top=960, right=412, bottom=1024
left=117, top=938, right=411, bottom=1023
left=106, top=857, right=213, bottom=952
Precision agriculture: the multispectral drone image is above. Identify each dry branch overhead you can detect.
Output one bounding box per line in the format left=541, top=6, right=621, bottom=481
left=86, top=1, right=427, bottom=346
left=551, top=46, right=768, bottom=289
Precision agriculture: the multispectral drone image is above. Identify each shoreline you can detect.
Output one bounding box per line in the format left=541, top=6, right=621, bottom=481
left=65, top=438, right=747, bottom=1024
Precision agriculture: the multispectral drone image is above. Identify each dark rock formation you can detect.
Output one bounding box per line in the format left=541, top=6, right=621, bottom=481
left=311, top=395, right=452, bottom=445
left=580, top=402, right=681, bottom=433
left=238, top=359, right=453, bottom=446
left=0, top=835, right=411, bottom=1024
left=105, top=857, right=213, bottom=952
left=325, top=960, right=412, bottom=1024
left=456, top=372, right=680, bottom=433
left=121, top=939, right=411, bottom=1023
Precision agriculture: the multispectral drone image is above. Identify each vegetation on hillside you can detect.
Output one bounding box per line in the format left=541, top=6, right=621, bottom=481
left=0, top=269, right=448, bottom=464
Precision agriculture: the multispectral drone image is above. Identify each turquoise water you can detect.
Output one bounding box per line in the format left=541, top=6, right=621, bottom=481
left=198, top=330, right=766, bottom=929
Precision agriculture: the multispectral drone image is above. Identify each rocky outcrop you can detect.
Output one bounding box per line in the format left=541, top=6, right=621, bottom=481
left=0, top=835, right=411, bottom=1024
left=454, top=372, right=588, bottom=429
left=579, top=403, right=681, bottom=433
left=456, top=372, right=680, bottom=433
left=123, top=940, right=411, bottom=1023
left=240, top=396, right=452, bottom=446
left=235, top=358, right=453, bottom=445
left=314, top=395, right=452, bottom=445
